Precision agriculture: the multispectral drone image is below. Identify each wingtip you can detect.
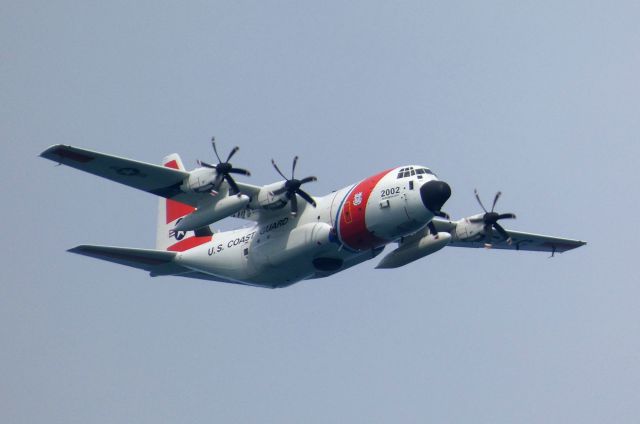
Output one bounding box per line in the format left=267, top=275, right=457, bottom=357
left=40, top=144, right=75, bottom=161
left=39, top=144, right=63, bottom=158
left=67, top=245, right=87, bottom=254
left=562, top=239, right=587, bottom=252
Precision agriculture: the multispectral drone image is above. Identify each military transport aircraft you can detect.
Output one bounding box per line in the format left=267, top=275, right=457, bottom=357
left=40, top=140, right=585, bottom=288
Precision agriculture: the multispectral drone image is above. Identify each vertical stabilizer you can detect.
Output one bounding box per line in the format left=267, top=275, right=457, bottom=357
left=156, top=154, right=215, bottom=252
left=156, top=154, right=196, bottom=250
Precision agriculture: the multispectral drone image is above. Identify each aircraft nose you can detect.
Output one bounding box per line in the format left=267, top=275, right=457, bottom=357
left=420, top=180, right=451, bottom=213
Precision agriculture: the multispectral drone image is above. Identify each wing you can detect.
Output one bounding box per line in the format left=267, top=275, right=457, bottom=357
left=448, top=230, right=586, bottom=253
left=40, top=144, right=201, bottom=206
left=431, top=218, right=586, bottom=254
left=235, top=181, right=261, bottom=200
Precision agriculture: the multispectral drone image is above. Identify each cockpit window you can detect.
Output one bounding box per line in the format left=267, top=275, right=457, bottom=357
left=397, top=166, right=436, bottom=179
left=397, top=166, right=415, bottom=179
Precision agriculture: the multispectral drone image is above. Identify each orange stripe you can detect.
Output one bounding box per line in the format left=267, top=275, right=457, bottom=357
left=338, top=169, right=391, bottom=251
left=167, top=236, right=212, bottom=252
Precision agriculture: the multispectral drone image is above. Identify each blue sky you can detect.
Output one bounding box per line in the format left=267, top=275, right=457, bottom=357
left=2, top=1, right=639, bottom=422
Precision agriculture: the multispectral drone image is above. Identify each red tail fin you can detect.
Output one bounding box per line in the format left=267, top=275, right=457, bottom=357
left=156, top=154, right=210, bottom=251
left=163, top=158, right=195, bottom=224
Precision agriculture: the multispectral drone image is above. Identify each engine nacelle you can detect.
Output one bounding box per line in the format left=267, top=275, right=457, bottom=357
left=180, top=168, right=218, bottom=193
left=174, top=194, right=250, bottom=231
left=376, top=232, right=451, bottom=269
left=453, top=215, right=484, bottom=241
left=256, top=181, right=289, bottom=210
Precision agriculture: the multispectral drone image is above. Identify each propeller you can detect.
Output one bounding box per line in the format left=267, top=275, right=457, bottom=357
left=270, top=156, right=317, bottom=216
left=198, top=137, right=251, bottom=195
left=471, top=189, right=516, bottom=247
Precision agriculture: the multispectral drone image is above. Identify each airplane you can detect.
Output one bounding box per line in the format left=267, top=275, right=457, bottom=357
left=40, top=140, right=586, bottom=288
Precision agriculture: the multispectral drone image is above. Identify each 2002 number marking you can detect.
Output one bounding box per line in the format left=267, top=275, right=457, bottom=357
left=381, top=187, right=400, bottom=197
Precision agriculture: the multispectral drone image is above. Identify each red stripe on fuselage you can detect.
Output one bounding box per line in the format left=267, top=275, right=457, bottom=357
left=167, top=236, right=212, bottom=252
left=164, top=159, right=195, bottom=224
left=338, top=169, right=392, bottom=251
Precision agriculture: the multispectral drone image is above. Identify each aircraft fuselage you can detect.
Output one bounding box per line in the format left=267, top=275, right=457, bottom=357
left=175, top=166, right=450, bottom=287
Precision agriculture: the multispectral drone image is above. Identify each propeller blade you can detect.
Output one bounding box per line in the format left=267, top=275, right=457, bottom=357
left=271, top=186, right=288, bottom=196
left=470, top=189, right=516, bottom=244
left=493, top=222, right=510, bottom=241
left=484, top=224, right=494, bottom=244
left=271, top=159, right=288, bottom=180
left=491, top=191, right=502, bottom=212
left=435, top=211, right=450, bottom=220
left=299, top=176, right=317, bottom=185
left=212, top=173, right=225, bottom=190
left=229, top=167, right=251, bottom=176
left=199, top=160, right=216, bottom=169
left=226, top=146, right=239, bottom=163
left=291, top=156, right=298, bottom=179
left=474, top=189, right=488, bottom=213
left=296, top=189, right=317, bottom=207
left=225, top=174, right=240, bottom=195
left=269, top=155, right=316, bottom=214
left=211, top=137, right=222, bottom=163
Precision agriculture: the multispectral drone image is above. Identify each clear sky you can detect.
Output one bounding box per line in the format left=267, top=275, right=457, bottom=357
left=2, top=1, right=639, bottom=422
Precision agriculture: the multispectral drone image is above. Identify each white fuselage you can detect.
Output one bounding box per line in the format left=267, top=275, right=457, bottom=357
left=175, top=166, right=443, bottom=288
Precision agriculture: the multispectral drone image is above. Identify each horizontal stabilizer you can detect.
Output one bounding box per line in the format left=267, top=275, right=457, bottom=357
left=68, top=245, right=187, bottom=275
left=69, top=245, right=254, bottom=285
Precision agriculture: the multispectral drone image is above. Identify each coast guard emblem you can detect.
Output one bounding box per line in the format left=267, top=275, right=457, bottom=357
left=353, top=192, right=363, bottom=206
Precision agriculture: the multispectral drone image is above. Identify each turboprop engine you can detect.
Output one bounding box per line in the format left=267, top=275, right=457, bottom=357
left=180, top=167, right=218, bottom=193
left=452, top=190, right=517, bottom=247
left=255, top=156, right=317, bottom=216
left=452, top=216, right=485, bottom=240
left=181, top=137, right=252, bottom=195
left=257, top=181, right=291, bottom=210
